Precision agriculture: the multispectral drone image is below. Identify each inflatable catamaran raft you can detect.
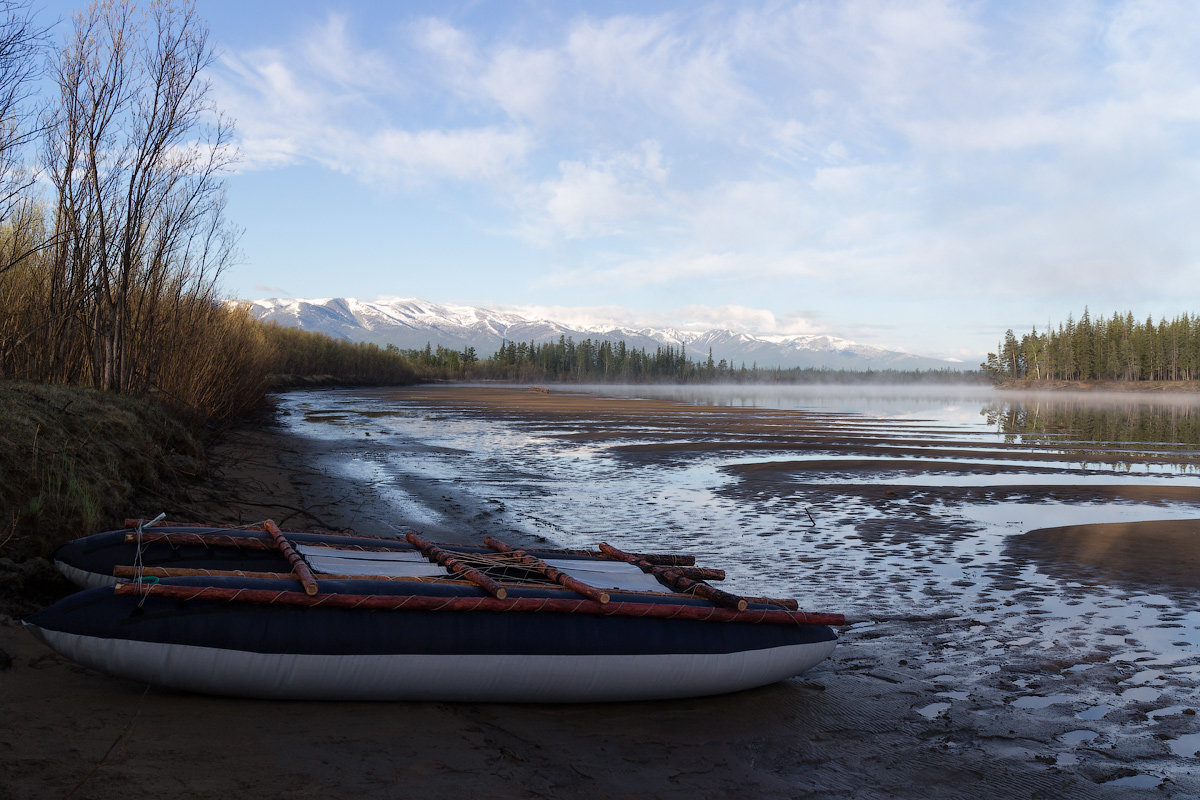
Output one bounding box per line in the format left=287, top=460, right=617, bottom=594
left=26, top=519, right=844, bottom=702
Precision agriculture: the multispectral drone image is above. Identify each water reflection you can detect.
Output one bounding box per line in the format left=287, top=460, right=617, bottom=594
left=984, top=397, right=1200, bottom=446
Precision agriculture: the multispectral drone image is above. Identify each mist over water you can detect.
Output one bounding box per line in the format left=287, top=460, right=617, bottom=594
left=550, top=383, right=1003, bottom=424
left=560, top=383, right=1200, bottom=444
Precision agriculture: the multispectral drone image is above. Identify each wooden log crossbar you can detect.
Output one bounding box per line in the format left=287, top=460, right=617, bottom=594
left=120, top=528, right=698, bottom=566
left=112, top=566, right=535, bottom=586
left=110, top=566, right=798, bottom=608
left=125, top=532, right=274, bottom=549
left=112, top=582, right=846, bottom=627
left=599, top=542, right=749, bottom=612
left=484, top=537, right=610, bottom=604
left=545, top=548, right=696, bottom=567
left=405, top=531, right=508, bottom=599
left=672, top=566, right=726, bottom=582
left=122, top=533, right=420, bottom=556
left=263, top=520, right=319, bottom=596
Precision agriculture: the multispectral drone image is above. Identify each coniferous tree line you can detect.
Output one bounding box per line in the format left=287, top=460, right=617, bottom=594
left=983, top=309, right=1200, bottom=383
left=400, top=336, right=975, bottom=385
left=474, top=337, right=696, bottom=382
left=393, top=341, right=479, bottom=377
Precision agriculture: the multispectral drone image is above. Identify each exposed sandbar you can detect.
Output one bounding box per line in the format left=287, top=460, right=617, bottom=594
left=1013, top=518, right=1200, bottom=589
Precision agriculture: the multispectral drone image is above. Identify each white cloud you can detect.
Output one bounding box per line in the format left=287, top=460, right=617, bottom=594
left=479, top=47, right=563, bottom=121
left=413, top=17, right=478, bottom=73
left=518, top=142, right=669, bottom=240
left=301, top=13, right=396, bottom=91
left=670, top=304, right=826, bottom=335
left=215, top=16, right=531, bottom=184
left=343, top=127, right=533, bottom=185
left=410, top=12, right=757, bottom=133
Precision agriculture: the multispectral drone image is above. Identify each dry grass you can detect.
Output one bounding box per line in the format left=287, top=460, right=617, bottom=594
left=0, top=380, right=202, bottom=560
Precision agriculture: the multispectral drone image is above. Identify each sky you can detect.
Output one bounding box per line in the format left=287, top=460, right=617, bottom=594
left=37, top=0, right=1200, bottom=361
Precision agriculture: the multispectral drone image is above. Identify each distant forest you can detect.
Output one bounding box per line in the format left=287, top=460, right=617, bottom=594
left=983, top=310, right=1200, bottom=382
left=395, top=337, right=974, bottom=384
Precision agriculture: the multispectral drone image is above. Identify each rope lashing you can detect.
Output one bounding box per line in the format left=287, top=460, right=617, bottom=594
left=133, top=512, right=167, bottom=607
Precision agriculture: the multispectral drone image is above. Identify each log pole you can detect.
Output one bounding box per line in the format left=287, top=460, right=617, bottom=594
left=115, top=566, right=290, bottom=580
left=599, top=542, right=749, bottom=611
left=264, top=520, right=318, bottom=596
left=111, top=566, right=776, bottom=602
left=533, top=547, right=696, bottom=567
left=484, top=537, right=610, bottom=604
left=124, top=533, right=421, bottom=555
left=745, top=596, right=800, bottom=611
left=112, top=565, right=520, bottom=586
left=405, top=531, right=508, bottom=599
left=124, top=532, right=273, bottom=549
left=112, top=582, right=846, bottom=627
left=672, top=567, right=725, bottom=581
left=122, top=523, right=698, bottom=565
left=126, top=518, right=260, bottom=530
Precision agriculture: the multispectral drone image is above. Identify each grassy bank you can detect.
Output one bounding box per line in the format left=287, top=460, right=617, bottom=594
left=0, top=381, right=213, bottom=614
left=0, top=381, right=203, bottom=563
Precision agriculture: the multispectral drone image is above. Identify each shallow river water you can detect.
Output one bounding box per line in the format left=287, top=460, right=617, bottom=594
left=279, top=383, right=1200, bottom=793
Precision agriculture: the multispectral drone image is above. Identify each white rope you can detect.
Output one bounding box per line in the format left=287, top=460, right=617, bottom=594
left=134, top=512, right=167, bottom=607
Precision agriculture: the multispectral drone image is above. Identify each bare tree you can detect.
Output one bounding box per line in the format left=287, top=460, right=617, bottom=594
left=44, top=0, right=237, bottom=392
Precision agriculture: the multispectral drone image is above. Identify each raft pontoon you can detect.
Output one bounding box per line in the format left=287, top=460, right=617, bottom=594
left=26, top=520, right=843, bottom=701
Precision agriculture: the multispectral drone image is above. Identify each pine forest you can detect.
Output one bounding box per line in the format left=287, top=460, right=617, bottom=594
left=983, top=310, right=1200, bottom=383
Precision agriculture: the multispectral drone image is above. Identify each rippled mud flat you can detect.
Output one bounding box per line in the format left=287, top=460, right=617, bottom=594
left=281, top=384, right=1200, bottom=796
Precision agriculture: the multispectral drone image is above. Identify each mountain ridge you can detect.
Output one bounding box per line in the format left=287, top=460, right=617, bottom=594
left=245, top=296, right=961, bottom=371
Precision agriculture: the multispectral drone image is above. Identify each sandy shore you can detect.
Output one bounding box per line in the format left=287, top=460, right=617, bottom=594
left=3, top=386, right=1199, bottom=799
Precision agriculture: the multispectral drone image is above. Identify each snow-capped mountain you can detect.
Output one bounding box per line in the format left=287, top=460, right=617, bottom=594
left=245, top=296, right=959, bottom=371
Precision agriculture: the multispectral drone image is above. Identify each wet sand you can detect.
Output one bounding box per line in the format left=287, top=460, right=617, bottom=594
left=3, top=385, right=1200, bottom=798
left=1012, top=519, right=1200, bottom=590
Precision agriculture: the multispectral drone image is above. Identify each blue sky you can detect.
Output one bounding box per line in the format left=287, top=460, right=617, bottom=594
left=38, top=1, right=1200, bottom=360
